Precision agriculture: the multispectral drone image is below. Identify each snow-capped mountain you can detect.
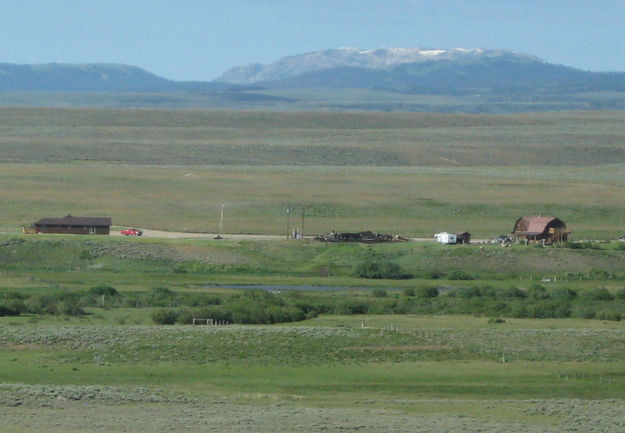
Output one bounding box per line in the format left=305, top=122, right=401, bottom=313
left=216, top=47, right=542, bottom=84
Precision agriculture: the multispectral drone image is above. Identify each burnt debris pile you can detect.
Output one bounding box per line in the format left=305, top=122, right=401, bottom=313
left=314, top=231, right=407, bottom=243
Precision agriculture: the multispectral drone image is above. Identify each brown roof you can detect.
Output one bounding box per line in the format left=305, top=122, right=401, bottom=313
left=34, top=215, right=112, bottom=227
left=524, top=216, right=558, bottom=234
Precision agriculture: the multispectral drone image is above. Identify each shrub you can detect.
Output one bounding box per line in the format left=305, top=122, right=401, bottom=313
left=372, top=289, right=388, bottom=298
left=355, top=256, right=406, bottom=279
left=500, top=287, right=527, bottom=299
left=562, top=241, right=602, bottom=250
left=551, top=287, right=578, bottom=300
left=527, top=300, right=570, bottom=318
left=148, top=287, right=174, bottom=298
left=80, top=249, right=97, bottom=260
left=3, top=299, right=26, bottom=314
left=189, top=305, right=233, bottom=323
left=3, top=291, right=27, bottom=300
left=58, top=299, right=86, bottom=316
left=417, top=286, right=439, bottom=299
left=174, top=308, right=195, bottom=324
left=143, top=287, right=178, bottom=307
left=151, top=308, right=178, bottom=325
left=479, top=285, right=498, bottom=297
left=615, top=288, right=625, bottom=299
left=88, top=285, right=119, bottom=297
left=402, top=287, right=416, bottom=297
left=486, top=302, right=509, bottom=316
left=509, top=304, right=528, bottom=318
left=579, top=307, right=597, bottom=319
left=597, top=311, right=622, bottom=321
left=363, top=298, right=398, bottom=314
left=335, top=300, right=369, bottom=315
left=553, top=301, right=572, bottom=318
left=0, top=304, right=21, bottom=316
left=447, top=270, right=475, bottom=281
left=185, top=294, right=222, bottom=307
left=527, top=284, right=548, bottom=299
left=210, top=290, right=311, bottom=324
left=27, top=295, right=59, bottom=315
left=581, top=288, right=614, bottom=301
left=421, top=270, right=443, bottom=279
left=461, top=286, right=483, bottom=298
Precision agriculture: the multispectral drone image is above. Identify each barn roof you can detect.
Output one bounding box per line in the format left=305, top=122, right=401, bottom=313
left=34, top=215, right=112, bottom=227
left=514, top=215, right=564, bottom=236
left=524, top=216, right=558, bottom=233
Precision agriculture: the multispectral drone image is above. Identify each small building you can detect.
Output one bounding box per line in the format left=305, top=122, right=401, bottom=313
left=434, top=232, right=457, bottom=244
left=32, top=215, right=112, bottom=235
left=512, top=216, right=570, bottom=244
left=455, top=232, right=471, bottom=244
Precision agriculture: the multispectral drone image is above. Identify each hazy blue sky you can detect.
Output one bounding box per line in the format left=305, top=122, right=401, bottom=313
left=2, top=0, right=624, bottom=80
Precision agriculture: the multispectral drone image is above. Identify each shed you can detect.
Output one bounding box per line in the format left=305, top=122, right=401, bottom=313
left=32, top=215, right=111, bottom=235
left=455, top=232, right=471, bottom=244
left=512, top=216, right=570, bottom=243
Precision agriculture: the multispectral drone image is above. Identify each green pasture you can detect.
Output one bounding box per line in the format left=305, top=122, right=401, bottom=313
left=2, top=235, right=625, bottom=290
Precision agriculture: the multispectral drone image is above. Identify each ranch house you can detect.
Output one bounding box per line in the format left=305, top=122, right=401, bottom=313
left=32, top=215, right=112, bottom=235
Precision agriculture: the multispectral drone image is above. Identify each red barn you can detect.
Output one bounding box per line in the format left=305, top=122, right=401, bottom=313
left=512, top=216, right=570, bottom=243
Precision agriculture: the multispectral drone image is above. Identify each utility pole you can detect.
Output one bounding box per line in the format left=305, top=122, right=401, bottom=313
left=219, top=204, right=225, bottom=234
left=301, top=207, right=305, bottom=240
left=286, top=206, right=291, bottom=239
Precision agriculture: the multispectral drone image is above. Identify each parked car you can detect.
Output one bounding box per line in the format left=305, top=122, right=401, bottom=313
left=121, top=228, right=143, bottom=236
left=496, top=235, right=511, bottom=243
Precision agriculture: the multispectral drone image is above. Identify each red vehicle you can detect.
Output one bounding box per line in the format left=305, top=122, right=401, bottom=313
left=120, top=228, right=143, bottom=236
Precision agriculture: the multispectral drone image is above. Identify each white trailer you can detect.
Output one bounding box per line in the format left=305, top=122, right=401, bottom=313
left=434, top=232, right=457, bottom=244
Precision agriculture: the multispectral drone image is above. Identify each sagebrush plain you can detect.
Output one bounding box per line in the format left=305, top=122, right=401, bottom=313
left=2, top=108, right=625, bottom=237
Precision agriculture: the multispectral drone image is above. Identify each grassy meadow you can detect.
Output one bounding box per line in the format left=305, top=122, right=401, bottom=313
left=2, top=163, right=625, bottom=238
left=2, top=108, right=625, bottom=432
left=2, top=108, right=625, bottom=238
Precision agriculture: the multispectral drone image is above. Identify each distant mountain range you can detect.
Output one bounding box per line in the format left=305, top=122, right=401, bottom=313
left=218, top=47, right=537, bottom=84
left=216, top=47, right=625, bottom=95
left=1, top=48, right=625, bottom=112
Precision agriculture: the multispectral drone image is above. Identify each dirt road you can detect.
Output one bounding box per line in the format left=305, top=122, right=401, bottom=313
left=111, top=229, right=450, bottom=243
left=111, top=228, right=293, bottom=241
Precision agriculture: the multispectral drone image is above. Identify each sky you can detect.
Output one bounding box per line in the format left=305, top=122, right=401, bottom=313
left=1, top=0, right=624, bottom=81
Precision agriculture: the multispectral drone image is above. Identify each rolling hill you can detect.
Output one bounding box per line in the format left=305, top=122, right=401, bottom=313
left=0, top=63, right=225, bottom=92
